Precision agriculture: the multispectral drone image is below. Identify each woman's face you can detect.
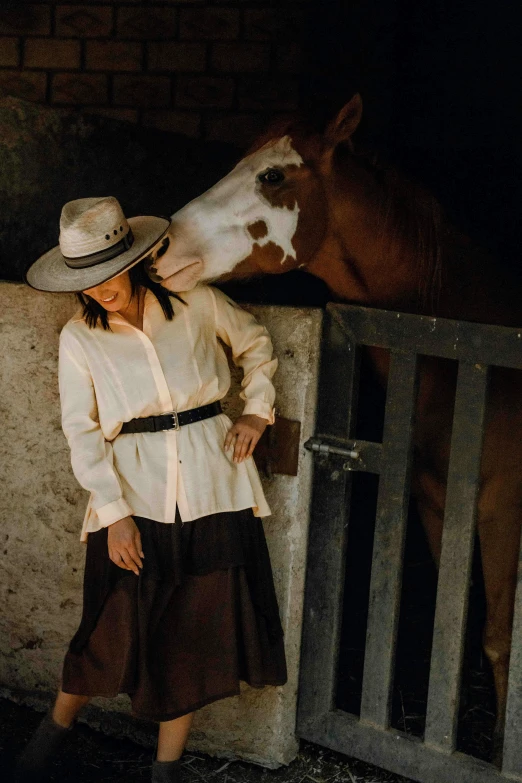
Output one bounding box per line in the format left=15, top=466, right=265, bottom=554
left=82, top=269, right=133, bottom=312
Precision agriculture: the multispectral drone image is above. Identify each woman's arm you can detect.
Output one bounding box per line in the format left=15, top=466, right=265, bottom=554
left=59, top=329, right=144, bottom=572
left=209, top=286, right=277, bottom=462
left=58, top=329, right=134, bottom=529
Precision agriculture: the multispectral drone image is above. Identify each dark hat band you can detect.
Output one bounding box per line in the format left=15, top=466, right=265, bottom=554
left=63, top=228, right=135, bottom=269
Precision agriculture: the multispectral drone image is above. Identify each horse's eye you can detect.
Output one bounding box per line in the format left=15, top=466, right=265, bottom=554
left=258, top=168, right=285, bottom=185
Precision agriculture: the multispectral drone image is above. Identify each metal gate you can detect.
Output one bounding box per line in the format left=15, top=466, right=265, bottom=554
left=297, top=304, right=522, bottom=783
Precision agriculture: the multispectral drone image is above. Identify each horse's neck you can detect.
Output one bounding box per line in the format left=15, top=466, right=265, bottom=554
left=311, top=180, right=522, bottom=327
left=420, top=230, right=522, bottom=326
left=307, top=196, right=423, bottom=310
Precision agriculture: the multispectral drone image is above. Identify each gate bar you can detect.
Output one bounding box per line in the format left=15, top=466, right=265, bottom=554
left=424, top=362, right=489, bottom=751
left=359, top=350, right=418, bottom=729
left=300, top=709, right=522, bottom=783
left=297, top=312, right=361, bottom=723
left=328, top=304, right=522, bottom=370
left=502, top=524, right=522, bottom=775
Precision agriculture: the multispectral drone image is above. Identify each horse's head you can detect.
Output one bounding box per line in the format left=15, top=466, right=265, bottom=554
left=147, top=95, right=364, bottom=291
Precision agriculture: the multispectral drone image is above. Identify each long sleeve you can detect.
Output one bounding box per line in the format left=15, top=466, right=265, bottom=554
left=58, top=328, right=133, bottom=530
left=209, top=286, right=277, bottom=423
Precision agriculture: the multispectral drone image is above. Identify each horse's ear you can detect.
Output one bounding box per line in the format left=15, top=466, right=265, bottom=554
left=325, top=94, right=363, bottom=145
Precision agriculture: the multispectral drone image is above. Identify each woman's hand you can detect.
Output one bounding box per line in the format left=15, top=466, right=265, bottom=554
left=224, top=414, right=268, bottom=463
left=107, top=516, right=144, bottom=576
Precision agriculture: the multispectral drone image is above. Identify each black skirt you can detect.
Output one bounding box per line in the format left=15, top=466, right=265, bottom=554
left=61, top=508, right=287, bottom=722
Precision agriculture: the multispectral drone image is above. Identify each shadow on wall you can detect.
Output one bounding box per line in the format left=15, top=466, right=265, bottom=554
left=0, top=97, right=240, bottom=283
left=0, top=97, right=330, bottom=307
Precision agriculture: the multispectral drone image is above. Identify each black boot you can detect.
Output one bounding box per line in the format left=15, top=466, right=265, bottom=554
left=151, top=758, right=183, bottom=782
left=12, top=710, right=74, bottom=783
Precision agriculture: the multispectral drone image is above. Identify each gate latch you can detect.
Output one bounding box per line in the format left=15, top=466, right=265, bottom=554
left=304, top=437, right=360, bottom=471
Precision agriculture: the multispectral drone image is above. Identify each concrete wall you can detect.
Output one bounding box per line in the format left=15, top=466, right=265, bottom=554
left=0, top=281, right=322, bottom=767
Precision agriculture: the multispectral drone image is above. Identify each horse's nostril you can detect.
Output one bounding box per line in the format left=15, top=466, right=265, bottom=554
left=156, top=238, right=170, bottom=258
left=147, top=265, right=163, bottom=283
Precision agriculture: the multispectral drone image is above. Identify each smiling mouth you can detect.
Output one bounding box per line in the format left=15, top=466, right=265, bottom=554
left=101, top=294, right=117, bottom=303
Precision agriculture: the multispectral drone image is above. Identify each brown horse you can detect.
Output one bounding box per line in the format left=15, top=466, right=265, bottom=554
left=148, top=94, right=522, bottom=752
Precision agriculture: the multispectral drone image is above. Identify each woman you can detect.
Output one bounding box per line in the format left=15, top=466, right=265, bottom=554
left=16, top=196, right=287, bottom=782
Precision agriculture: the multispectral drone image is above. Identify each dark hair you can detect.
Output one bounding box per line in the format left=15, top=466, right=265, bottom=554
left=75, top=259, right=185, bottom=330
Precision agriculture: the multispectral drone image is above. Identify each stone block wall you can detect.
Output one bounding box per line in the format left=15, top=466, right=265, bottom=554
left=0, top=0, right=311, bottom=147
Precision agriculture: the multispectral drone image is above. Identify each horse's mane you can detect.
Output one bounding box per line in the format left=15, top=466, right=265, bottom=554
left=354, top=148, right=445, bottom=314
left=246, top=115, right=445, bottom=314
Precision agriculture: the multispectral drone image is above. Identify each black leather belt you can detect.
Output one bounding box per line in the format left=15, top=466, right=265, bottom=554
left=120, top=401, right=222, bottom=434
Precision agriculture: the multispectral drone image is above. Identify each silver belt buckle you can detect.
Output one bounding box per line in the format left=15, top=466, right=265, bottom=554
left=170, top=411, right=180, bottom=430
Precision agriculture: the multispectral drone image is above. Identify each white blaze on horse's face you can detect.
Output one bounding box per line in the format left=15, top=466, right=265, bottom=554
left=147, top=136, right=304, bottom=291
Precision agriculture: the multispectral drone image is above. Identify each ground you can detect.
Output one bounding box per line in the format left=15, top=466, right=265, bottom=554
left=1, top=698, right=413, bottom=783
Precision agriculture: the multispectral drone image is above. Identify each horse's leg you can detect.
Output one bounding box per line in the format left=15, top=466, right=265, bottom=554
left=476, top=490, right=520, bottom=763
left=417, top=471, right=520, bottom=761
left=414, top=467, right=485, bottom=724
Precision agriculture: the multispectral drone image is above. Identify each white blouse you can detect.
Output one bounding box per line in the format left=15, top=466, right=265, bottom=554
left=58, top=284, right=276, bottom=542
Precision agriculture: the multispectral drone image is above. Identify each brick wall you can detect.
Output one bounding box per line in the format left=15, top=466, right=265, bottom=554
left=0, top=0, right=311, bottom=147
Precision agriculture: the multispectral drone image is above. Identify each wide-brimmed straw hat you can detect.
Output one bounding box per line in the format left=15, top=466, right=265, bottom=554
left=24, top=196, right=171, bottom=293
